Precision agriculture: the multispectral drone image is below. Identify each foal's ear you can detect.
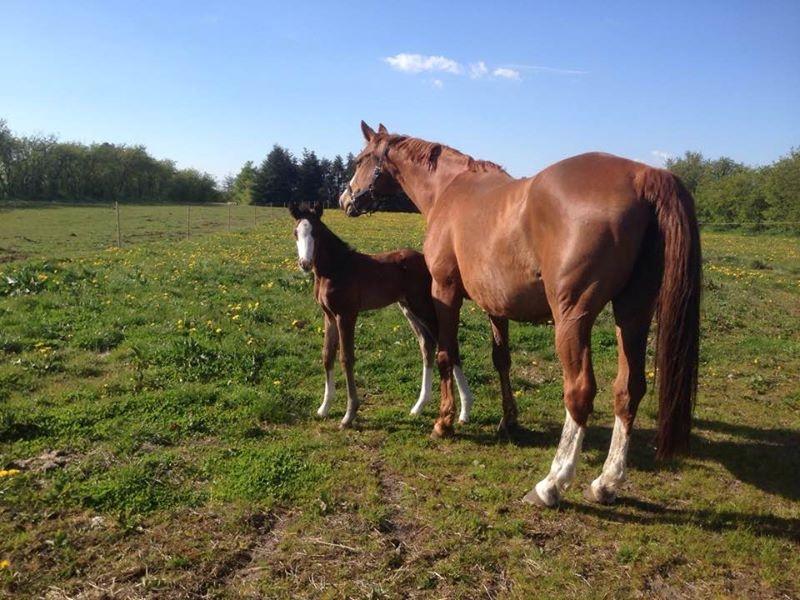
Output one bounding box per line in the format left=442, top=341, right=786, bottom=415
left=288, top=202, right=301, bottom=220
left=312, top=201, right=324, bottom=218
left=377, top=123, right=388, bottom=135
left=361, top=120, right=376, bottom=142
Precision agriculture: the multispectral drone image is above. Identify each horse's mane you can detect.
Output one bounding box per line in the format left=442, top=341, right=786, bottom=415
left=389, top=135, right=508, bottom=175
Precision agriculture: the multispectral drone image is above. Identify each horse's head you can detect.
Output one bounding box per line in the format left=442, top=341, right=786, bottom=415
left=289, top=200, right=324, bottom=271
left=339, top=121, right=400, bottom=217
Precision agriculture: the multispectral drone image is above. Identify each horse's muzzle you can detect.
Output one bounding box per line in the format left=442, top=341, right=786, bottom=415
left=298, top=259, right=312, bottom=272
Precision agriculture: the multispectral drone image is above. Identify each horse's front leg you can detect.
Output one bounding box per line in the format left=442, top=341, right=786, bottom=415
left=335, top=313, right=359, bottom=428
left=317, top=311, right=339, bottom=418
left=489, top=316, right=519, bottom=434
left=431, top=283, right=463, bottom=438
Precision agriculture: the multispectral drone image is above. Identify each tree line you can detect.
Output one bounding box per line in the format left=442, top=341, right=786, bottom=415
left=0, top=119, right=220, bottom=204
left=665, top=149, right=799, bottom=229
left=2, top=118, right=796, bottom=223
left=223, top=144, right=416, bottom=211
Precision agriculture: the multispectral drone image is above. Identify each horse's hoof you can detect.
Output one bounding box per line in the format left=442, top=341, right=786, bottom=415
left=431, top=421, right=454, bottom=439
left=317, top=407, right=330, bottom=418
left=339, top=420, right=353, bottom=430
left=585, top=481, right=617, bottom=505
left=458, top=417, right=468, bottom=425
left=523, top=481, right=559, bottom=508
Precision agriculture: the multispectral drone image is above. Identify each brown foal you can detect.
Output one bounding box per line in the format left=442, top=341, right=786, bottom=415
left=340, top=122, right=701, bottom=507
left=289, top=201, right=474, bottom=428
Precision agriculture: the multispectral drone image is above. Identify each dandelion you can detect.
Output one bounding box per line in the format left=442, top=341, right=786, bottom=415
left=0, top=469, right=20, bottom=478
left=273, top=379, right=282, bottom=386
left=0, top=559, right=9, bottom=569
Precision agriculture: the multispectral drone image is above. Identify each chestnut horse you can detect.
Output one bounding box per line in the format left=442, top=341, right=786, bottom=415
left=289, top=201, right=474, bottom=428
left=340, top=122, right=701, bottom=507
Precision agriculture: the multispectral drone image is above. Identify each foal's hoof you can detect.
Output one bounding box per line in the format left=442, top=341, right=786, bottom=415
left=497, top=419, right=520, bottom=437
left=585, top=481, right=617, bottom=505
left=339, top=420, right=354, bottom=430
left=430, top=421, right=454, bottom=439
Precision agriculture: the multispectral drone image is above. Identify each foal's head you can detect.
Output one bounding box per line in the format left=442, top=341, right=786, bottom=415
left=339, top=121, right=401, bottom=216
left=289, top=201, right=324, bottom=272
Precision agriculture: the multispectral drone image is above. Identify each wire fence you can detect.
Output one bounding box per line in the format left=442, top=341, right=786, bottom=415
left=0, top=202, right=292, bottom=260
left=1, top=201, right=798, bottom=263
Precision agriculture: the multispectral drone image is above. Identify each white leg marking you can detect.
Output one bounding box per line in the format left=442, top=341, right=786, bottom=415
left=410, top=366, right=433, bottom=416
left=317, top=370, right=335, bottom=417
left=589, top=415, right=630, bottom=503
left=526, top=410, right=586, bottom=507
left=453, top=366, right=475, bottom=423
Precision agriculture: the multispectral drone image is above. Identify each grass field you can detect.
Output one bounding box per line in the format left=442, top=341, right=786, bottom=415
left=1, top=204, right=798, bottom=598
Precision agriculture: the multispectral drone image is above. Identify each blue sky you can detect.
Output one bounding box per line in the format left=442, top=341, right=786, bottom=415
left=2, top=1, right=799, bottom=180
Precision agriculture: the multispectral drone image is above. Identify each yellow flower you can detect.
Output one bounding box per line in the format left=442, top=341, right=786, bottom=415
left=0, top=469, right=20, bottom=478
left=0, top=559, right=9, bottom=569
left=273, top=379, right=281, bottom=386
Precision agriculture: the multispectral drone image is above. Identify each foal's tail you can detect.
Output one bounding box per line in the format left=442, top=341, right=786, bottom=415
left=639, top=168, right=702, bottom=460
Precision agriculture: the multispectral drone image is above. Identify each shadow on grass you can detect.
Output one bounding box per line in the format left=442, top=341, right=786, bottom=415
left=691, top=418, right=800, bottom=502
left=564, top=496, right=800, bottom=543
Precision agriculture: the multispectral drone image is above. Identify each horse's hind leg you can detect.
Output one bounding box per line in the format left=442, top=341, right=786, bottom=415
left=335, top=313, right=359, bottom=428
left=317, top=311, right=339, bottom=418
left=586, top=295, right=655, bottom=504
left=489, top=316, right=519, bottom=434
left=398, top=303, right=435, bottom=416
left=525, top=307, right=597, bottom=507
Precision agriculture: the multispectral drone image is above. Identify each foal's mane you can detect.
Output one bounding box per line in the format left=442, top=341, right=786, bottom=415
left=388, top=134, right=508, bottom=175
left=316, top=219, right=355, bottom=264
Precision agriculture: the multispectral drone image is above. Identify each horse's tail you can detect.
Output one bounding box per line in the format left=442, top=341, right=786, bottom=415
left=639, top=167, right=702, bottom=460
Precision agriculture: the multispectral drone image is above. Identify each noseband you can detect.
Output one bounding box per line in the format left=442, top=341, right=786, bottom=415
left=346, top=147, right=389, bottom=214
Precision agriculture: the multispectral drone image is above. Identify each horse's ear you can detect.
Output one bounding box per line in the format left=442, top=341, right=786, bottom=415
left=312, top=201, right=324, bottom=218
left=361, top=120, right=376, bottom=142
left=377, top=123, right=388, bottom=135
left=288, top=202, right=300, bottom=220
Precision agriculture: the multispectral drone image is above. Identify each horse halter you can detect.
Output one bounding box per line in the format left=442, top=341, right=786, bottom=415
left=347, top=146, right=389, bottom=214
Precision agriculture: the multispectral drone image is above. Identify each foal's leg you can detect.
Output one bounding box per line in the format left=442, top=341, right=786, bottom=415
left=398, top=304, right=436, bottom=416
left=335, top=313, right=359, bottom=428
left=587, top=303, right=652, bottom=504
left=317, top=311, right=339, bottom=418
left=431, top=284, right=463, bottom=438
left=525, top=310, right=597, bottom=507
left=489, top=316, right=519, bottom=434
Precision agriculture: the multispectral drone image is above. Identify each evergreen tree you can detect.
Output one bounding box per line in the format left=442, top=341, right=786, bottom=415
left=252, top=145, right=298, bottom=205
left=296, top=148, right=324, bottom=204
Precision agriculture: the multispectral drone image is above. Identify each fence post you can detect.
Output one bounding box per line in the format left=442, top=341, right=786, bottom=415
left=115, top=201, right=122, bottom=248
left=186, top=205, right=190, bottom=240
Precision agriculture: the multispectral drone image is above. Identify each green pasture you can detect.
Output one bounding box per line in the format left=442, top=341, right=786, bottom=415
left=0, top=204, right=798, bottom=598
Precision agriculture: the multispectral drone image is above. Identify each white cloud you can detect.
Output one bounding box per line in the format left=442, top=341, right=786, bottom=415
left=492, top=67, right=521, bottom=80
left=432, top=79, right=444, bottom=89
left=469, top=61, right=488, bottom=79
left=504, top=64, right=588, bottom=76
left=384, top=53, right=462, bottom=75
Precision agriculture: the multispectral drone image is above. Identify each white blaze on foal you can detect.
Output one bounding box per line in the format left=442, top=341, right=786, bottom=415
left=295, top=219, right=314, bottom=268
left=524, top=410, right=586, bottom=507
